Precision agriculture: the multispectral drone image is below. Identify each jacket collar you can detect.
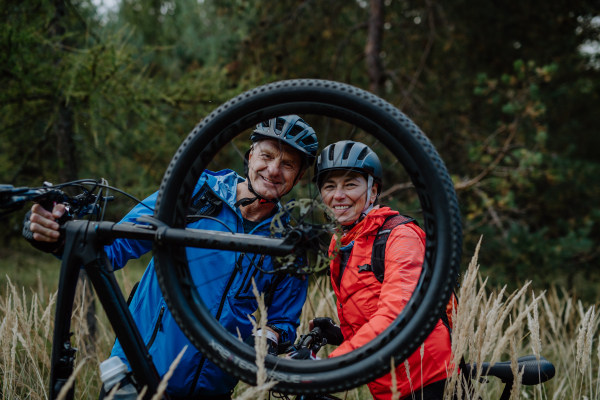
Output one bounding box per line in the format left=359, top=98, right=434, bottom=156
left=340, top=206, right=399, bottom=245
left=200, top=169, right=245, bottom=209
left=199, top=169, right=287, bottom=226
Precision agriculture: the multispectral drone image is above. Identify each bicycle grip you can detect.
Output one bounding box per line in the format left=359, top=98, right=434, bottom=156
left=37, top=199, right=58, bottom=214
left=34, top=196, right=73, bottom=239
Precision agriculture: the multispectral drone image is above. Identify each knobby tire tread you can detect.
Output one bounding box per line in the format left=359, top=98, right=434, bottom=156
left=152, top=79, right=462, bottom=394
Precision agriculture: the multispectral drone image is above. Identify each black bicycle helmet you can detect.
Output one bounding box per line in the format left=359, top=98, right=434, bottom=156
left=313, top=140, right=383, bottom=194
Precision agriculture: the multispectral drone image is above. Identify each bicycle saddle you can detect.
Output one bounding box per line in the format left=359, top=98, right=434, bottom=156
left=465, top=355, right=555, bottom=385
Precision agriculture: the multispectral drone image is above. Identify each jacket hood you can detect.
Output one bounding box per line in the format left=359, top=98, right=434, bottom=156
left=200, top=169, right=245, bottom=210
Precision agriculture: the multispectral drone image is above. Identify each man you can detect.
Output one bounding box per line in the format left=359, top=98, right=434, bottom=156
left=24, top=115, right=318, bottom=399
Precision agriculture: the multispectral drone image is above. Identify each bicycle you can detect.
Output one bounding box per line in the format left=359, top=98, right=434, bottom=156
left=0, top=79, right=463, bottom=398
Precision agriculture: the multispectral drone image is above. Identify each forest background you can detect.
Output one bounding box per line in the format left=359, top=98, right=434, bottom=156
left=1, top=0, right=599, bottom=301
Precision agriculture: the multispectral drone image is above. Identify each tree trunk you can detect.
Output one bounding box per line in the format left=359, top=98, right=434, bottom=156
left=52, top=0, right=98, bottom=344
left=365, top=0, right=385, bottom=94
left=55, top=100, right=78, bottom=185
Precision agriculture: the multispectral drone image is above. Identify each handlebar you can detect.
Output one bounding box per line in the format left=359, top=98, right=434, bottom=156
left=464, top=355, right=555, bottom=385
left=298, top=327, right=323, bottom=349
left=285, top=327, right=327, bottom=358
left=0, top=184, right=113, bottom=218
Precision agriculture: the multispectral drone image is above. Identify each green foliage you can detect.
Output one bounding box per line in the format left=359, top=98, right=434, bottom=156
left=1, top=0, right=599, bottom=299
left=0, top=0, right=261, bottom=236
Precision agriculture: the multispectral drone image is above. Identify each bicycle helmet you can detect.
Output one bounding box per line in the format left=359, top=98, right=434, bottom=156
left=313, top=140, right=383, bottom=194
left=250, top=115, right=318, bottom=168
left=236, top=115, right=318, bottom=208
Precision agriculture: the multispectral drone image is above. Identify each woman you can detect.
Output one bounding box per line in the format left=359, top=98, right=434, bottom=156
left=311, top=140, right=452, bottom=400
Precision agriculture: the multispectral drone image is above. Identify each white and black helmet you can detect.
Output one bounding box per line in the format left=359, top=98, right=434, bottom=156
left=313, top=140, right=383, bottom=194
left=250, top=115, right=318, bottom=168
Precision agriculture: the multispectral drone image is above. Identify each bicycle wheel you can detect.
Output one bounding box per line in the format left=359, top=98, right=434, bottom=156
left=153, top=79, right=461, bottom=394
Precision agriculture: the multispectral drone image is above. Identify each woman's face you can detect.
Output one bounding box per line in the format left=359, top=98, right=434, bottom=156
left=320, top=170, right=378, bottom=226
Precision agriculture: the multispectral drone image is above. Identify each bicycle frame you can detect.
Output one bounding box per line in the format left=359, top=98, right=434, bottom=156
left=50, top=219, right=297, bottom=400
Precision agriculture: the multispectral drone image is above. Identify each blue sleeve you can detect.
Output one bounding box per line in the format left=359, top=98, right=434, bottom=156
left=104, top=173, right=213, bottom=270
left=265, top=275, right=308, bottom=344
left=103, top=191, right=158, bottom=270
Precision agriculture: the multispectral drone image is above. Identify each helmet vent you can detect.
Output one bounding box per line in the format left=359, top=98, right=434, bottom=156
left=275, top=118, right=286, bottom=132
left=328, top=144, right=336, bottom=161
left=288, top=125, right=304, bottom=138
left=357, top=147, right=369, bottom=161
left=342, top=142, right=355, bottom=160
left=301, top=134, right=316, bottom=145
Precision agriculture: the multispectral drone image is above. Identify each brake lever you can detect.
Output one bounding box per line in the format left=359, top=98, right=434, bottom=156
left=69, top=194, right=115, bottom=218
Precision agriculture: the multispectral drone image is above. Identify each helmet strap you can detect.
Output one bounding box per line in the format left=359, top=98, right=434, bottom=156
left=234, top=177, right=280, bottom=208
left=361, top=175, right=376, bottom=214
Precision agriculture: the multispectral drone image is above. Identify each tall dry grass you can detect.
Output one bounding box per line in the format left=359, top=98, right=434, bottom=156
left=0, top=272, right=109, bottom=400
left=445, top=238, right=600, bottom=400
left=0, top=269, right=280, bottom=400
left=233, top=279, right=278, bottom=400
left=1, top=243, right=599, bottom=399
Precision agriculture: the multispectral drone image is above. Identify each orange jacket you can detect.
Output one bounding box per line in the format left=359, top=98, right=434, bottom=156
left=327, top=207, right=451, bottom=400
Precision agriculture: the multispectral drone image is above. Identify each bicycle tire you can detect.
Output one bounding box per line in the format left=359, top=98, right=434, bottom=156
left=153, top=79, right=462, bottom=394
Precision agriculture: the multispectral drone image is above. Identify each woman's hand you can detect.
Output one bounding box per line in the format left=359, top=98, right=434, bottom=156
left=287, top=348, right=317, bottom=360
left=310, top=317, right=344, bottom=346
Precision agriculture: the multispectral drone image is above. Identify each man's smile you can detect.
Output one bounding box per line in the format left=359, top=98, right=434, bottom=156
left=259, top=174, right=280, bottom=185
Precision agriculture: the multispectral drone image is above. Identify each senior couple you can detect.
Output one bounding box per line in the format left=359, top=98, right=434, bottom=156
left=25, top=116, right=451, bottom=400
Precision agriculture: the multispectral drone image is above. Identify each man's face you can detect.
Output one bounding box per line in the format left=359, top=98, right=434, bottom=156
left=247, top=139, right=305, bottom=199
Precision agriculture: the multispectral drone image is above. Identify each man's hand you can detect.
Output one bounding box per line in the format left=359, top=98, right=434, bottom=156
left=29, top=203, right=66, bottom=242
left=22, top=203, right=67, bottom=254
left=244, top=328, right=279, bottom=356
left=310, top=317, right=344, bottom=346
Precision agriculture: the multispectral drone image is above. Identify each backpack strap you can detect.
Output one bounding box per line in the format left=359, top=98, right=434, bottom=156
left=369, top=215, right=415, bottom=283
left=187, top=182, right=224, bottom=223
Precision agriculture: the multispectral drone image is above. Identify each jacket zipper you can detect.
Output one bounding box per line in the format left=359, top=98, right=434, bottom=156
left=146, top=306, right=165, bottom=350
left=187, top=253, right=244, bottom=395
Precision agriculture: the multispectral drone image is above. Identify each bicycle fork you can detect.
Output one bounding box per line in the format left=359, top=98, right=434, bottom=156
left=49, top=220, right=165, bottom=400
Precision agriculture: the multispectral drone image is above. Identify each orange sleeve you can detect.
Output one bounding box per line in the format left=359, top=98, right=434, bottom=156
left=330, top=225, right=425, bottom=356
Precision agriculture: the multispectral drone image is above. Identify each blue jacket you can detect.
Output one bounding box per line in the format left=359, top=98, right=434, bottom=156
left=108, top=169, right=308, bottom=396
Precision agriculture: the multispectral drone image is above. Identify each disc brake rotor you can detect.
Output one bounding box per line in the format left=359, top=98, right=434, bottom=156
left=270, top=199, right=341, bottom=274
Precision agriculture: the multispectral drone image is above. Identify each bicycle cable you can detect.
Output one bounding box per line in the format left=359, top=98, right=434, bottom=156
left=43, top=180, right=155, bottom=213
